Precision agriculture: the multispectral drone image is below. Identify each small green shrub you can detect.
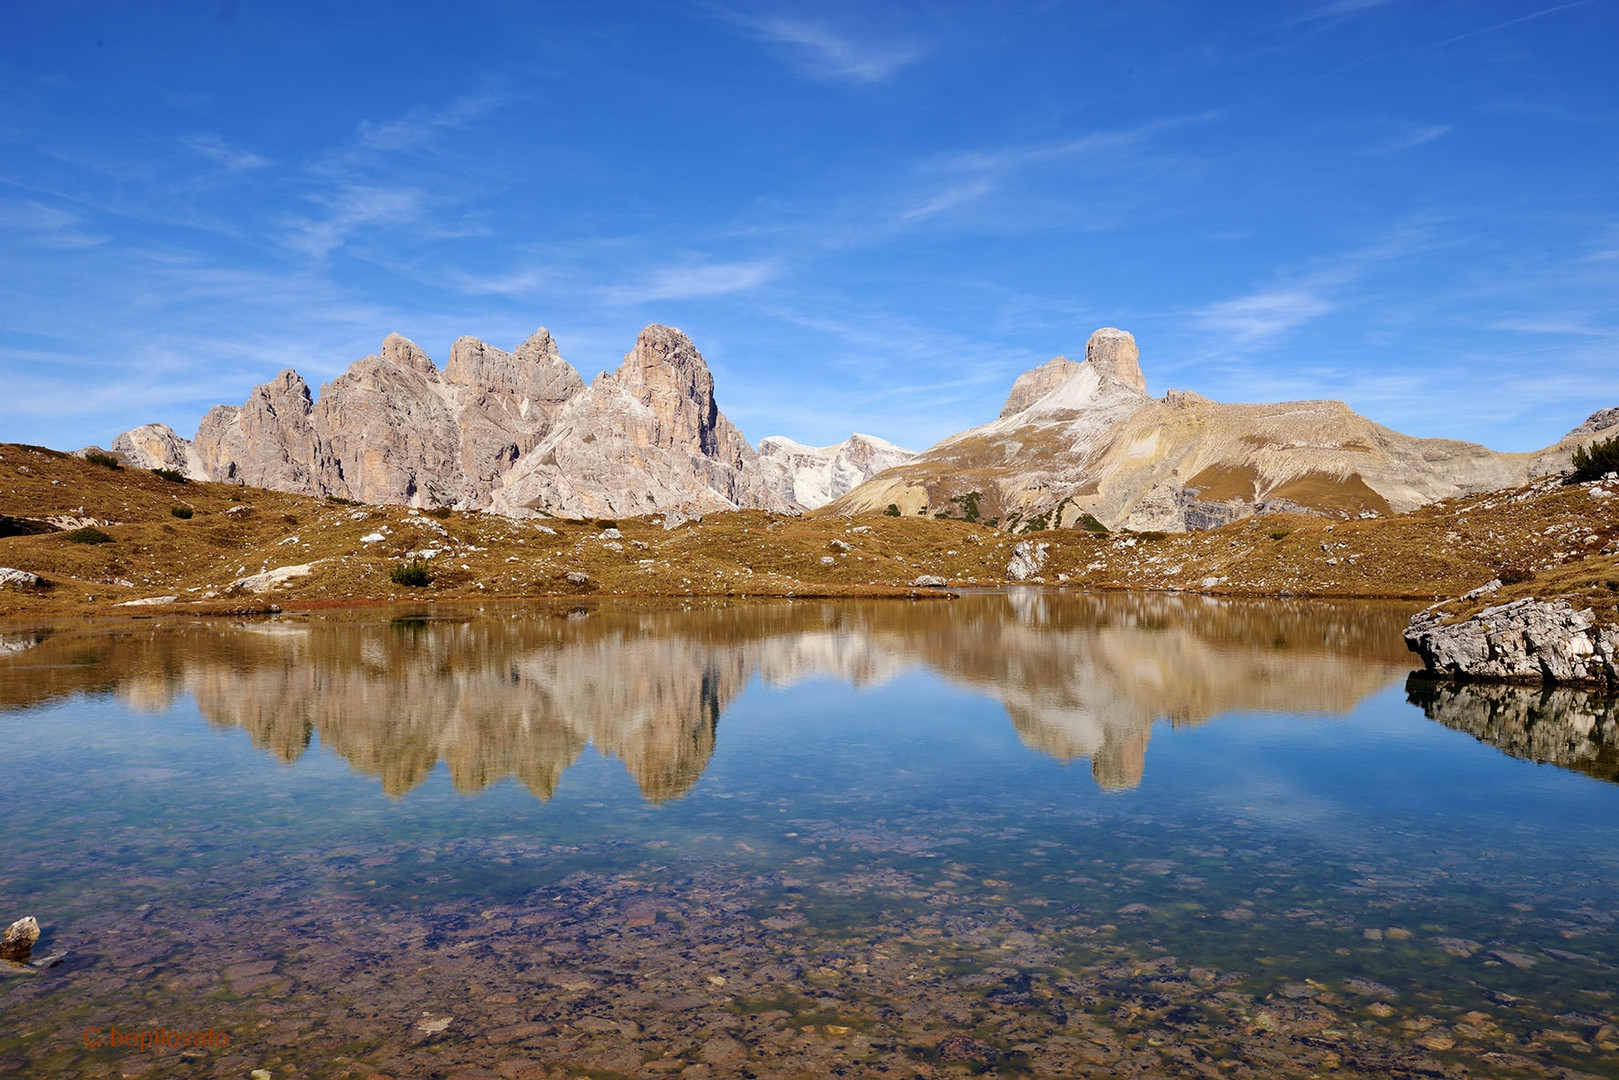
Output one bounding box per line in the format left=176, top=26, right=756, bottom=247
left=1269, top=529, right=1292, bottom=541
left=1137, top=530, right=1169, bottom=542
left=170, top=506, right=194, bottom=520
left=151, top=467, right=187, bottom=483
left=1569, top=434, right=1619, bottom=484
left=884, top=504, right=901, bottom=517
left=389, top=558, right=432, bottom=587
left=65, top=526, right=113, bottom=544
left=1078, top=513, right=1109, bottom=534
left=596, top=518, right=618, bottom=529
left=83, top=451, right=121, bottom=470
left=1498, top=562, right=1534, bottom=585
left=428, top=505, right=453, bottom=520
left=325, top=495, right=360, bottom=506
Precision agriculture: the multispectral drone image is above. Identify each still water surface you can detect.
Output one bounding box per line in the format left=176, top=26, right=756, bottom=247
left=1, top=592, right=1616, bottom=1078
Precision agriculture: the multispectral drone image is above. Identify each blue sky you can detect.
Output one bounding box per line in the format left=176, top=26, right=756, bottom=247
left=1, top=0, right=1615, bottom=455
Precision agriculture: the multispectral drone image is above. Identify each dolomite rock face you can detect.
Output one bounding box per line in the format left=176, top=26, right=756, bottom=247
left=194, top=370, right=324, bottom=494
left=111, top=423, right=208, bottom=479
left=999, top=356, right=1082, bottom=418
left=756, top=433, right=915, bottom=510
left=312, top=344, right=466, bottom=506
left=120, top=328, right=588, bottom=509
left=1405, top=598, right=1619, bottom=688
left=490, top=325, right=791, bottom=518
left=1083, top=327, right=1147, bottom=394
left=316, top=328, right=585, bottom=507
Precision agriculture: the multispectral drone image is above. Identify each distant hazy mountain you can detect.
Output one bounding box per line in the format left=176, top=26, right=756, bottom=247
left=756, top=433, right=915, bottom=510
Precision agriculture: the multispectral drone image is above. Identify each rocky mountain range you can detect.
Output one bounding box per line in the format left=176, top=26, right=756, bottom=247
left=112, top=325, right=892, bottom=518
left=828, top=328, right=1612, bottom=531
left=109, top=321, right=1611, bottom=532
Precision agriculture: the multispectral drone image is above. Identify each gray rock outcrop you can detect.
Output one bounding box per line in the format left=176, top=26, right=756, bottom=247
left=1567, top=407, right=1619, bottom=438
left=489, top=325, right=791, bottom=518
left=111, top=423, right=208, bottom=478
left=1405, top=598, right=1619, bottom=688
left=756, top=433, right=914, bottom=509
left=999, top=356, right=1082, bottom=418
left=1005, top=540, right=1050, bottom=582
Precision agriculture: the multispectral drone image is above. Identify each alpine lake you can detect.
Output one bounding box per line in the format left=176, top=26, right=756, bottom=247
left=2, top=591, right=1617, bottom=1079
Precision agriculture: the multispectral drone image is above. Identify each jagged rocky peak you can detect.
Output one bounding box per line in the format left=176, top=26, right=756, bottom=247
left=487, top=323, right=790, bottom=518
left=1001, top=356, right=1082, bottom=418
left=193, top=369, right=321, bottom=492
left=1085, top=327, right=1146, bottom=393
left=379, top=332, right=437, bottom=378
left=611, top=325, right=725, bottom=454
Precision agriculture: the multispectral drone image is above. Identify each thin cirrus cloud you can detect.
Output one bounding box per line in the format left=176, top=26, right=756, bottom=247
left=1367, top=123, right=1451, bottom=153
left=184, top=133, right=270, bottom=171
left=1194, top=289, right=1335, bottom=346
left=708, top=7, right=923, bottom=83
left=606, top=259, right=782, bottom=304
left=280, top=185, right=425, bottom=259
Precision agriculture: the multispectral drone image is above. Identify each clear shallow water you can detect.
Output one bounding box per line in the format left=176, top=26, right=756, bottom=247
left=1, top=593, right=1616, bottom=1079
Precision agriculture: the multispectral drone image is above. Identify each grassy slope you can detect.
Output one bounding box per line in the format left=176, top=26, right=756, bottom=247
left=0, top=443, right=1615, bottom=621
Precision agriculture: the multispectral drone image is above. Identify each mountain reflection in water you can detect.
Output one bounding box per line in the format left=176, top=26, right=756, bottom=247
left=0, top=592, right=1419, bottom=798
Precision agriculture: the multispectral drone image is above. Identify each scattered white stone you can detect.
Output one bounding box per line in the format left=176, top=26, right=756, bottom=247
left=360, top=532, right=385, bottom=543
left=829, top=538, right=850, bottom=552
left=415, top=1016, right=452, bottom=1035
left=115, top=596, right=178, bottom=606
left=565, top=571, right=589, bottom=585
left=600, top=527, right=623, bottom=539
left=911, top=575, right=947, bottom=588
left=230, top=563, right=317, bottom=593
left=820, top=556, right=836, bottom=566
left=0, top=568, right=43, bottom=589
left=534, top=525, right=558, bottom=536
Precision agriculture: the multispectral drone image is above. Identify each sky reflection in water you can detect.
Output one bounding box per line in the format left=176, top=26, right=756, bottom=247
left=1, top=593, right=1616, bottom=1079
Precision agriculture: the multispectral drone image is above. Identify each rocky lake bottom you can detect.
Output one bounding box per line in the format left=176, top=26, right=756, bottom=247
left=1, top=593, right=1617, bottom=1079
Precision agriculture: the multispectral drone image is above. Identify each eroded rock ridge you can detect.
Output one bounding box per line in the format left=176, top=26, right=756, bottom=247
left=114, top=324, right=786, bottom=518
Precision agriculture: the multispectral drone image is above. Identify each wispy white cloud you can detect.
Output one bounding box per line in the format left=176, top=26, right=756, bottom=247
left=184, top=133, right=270, bottom=171
left=1367, top=123, right=1450, bottom=153
left=708, top=8, right=923, bottom=83
left=1286, top=0, right=1397, bottom=25
left=0, top=199, right=107, bottom=248
left=607, top=259, right=782, bottom=303
left=281, top=185, right=424, bottom=259
left=1195, top=289, right=1335, bottom=346
left=1325, top=0, right=1598, bottom=77
left=354, top=89, right=508, bottom=153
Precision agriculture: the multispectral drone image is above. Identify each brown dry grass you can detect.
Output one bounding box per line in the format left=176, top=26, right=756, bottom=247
left=1, top=443, right=1615, bottom=622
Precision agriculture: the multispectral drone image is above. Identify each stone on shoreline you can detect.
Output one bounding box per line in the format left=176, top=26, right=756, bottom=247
left=1405, top=597, right=1618, bottom=688
left=1, top=916, right=40, bottom=961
